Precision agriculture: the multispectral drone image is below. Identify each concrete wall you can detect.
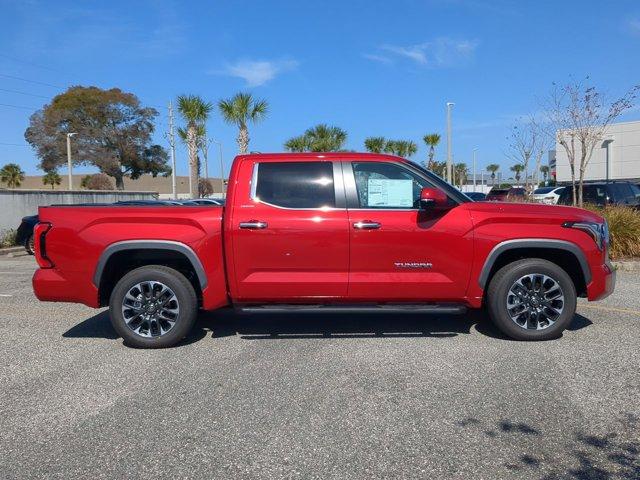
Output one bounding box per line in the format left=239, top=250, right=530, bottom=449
left=555, top=120, right=640, bottom=183
left=0, top=190, right=157, bottom=232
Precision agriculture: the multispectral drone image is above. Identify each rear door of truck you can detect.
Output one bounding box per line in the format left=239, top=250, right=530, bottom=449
left=227, top=157, right=349, bottom=301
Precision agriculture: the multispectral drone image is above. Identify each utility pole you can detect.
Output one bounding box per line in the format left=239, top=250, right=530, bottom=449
left=66, top=132, right=77, bottom=190
left=202, top=134, right=212, bottom=180
left=446, top=102, right=454, bottom=184
left=212, top=139, right=224, bottom=196
left=472, top=148, right=477, bottom=189
left=167, top=101, right=177, bottom=199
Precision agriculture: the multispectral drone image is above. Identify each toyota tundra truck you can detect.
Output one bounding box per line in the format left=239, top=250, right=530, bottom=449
left=32, top=153, right=615, bottom=348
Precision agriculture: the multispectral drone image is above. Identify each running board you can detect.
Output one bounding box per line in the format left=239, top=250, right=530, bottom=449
left=238, top=304, right=467, bottom=315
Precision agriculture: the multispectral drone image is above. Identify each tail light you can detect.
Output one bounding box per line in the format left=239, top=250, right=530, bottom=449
left=33, top=222, right=54, bottom=268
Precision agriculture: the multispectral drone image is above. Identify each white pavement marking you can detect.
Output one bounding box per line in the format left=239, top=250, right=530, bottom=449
left=0, top=294, right=13, bottom=297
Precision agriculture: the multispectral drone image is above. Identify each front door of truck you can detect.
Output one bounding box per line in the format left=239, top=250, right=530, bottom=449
left=230, top=159, right=349, bottom=301
left=344, top=160, right=473, bottom=301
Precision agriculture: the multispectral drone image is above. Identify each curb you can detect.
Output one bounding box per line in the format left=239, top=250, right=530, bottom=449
left=0, top=246, right=24, bottom=256
left=612, top=260, right=640, bottom=272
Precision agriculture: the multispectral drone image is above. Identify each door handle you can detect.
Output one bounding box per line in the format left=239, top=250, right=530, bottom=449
left=353, top=220, right=381, bottom=230
left=239, top=220, right=268, bottom=229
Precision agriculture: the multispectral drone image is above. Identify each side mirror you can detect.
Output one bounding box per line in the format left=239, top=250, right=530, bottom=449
left=419, top=187, right=448, bottom=210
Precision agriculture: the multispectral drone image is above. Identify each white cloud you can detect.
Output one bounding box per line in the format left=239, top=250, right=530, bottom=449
left=219, top=59, right=298, bottom=87
left=365, top=37, right=479, bottom=68
left=362, top=53, right=393, bottom=64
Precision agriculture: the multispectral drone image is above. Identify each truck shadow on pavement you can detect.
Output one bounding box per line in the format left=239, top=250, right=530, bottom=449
left=456, top=414, right=639, bottom=479
left=62, top=310, right=594, bottom=346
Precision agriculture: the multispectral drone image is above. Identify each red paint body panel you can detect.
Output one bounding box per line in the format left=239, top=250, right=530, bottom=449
left=33, top=152, right=615, bottom=312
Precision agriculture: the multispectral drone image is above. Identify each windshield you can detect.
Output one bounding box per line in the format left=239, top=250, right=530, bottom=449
left=406, top=161, right=472, bottom=203
left=534, top=187, right=554, bottom=194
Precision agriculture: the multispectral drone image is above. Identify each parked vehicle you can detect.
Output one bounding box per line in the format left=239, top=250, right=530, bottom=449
left=114, top=200, right=183, bottom=206
left=485, top=187, right=526, bottom=202
left=32, top=153, right=615, bottom=348
left=531, top=186, right=565, bottom=204
left=16, top=215, right=38, bottom=255
left=465, top=192, right=487, bottom=201
left=180, top=198, right=225, bottom=206
left=556, top=182, right=640, bottom=209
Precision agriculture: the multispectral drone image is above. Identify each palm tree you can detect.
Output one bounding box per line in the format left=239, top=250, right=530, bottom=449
left=423, top=133, right=441, bottom=170
left=510, top=164, right=524, bottom=184
left=454, top=163, right=468, bottom=188
left=177, top=95, right=213, bottom=198
left=364, top=136, right=387, bottom=153
left=486, top=164, right=500, bottom=186
left=284, top=135, right=309, bottom=152
left=0, top=163, right=25, bottom=188
left=218, top=92, right=268, bottom=154
left=42, top=170, right=61, bottom=190
left=384, top=140, right=417, bottom=158
left=540, top=165, right=550, bottom=185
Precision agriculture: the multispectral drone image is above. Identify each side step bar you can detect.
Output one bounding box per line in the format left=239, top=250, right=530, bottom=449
left=238, top=304, right=467, bottom=315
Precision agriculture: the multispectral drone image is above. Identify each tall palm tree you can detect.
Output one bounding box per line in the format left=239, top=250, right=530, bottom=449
left=510, top=164, right=524, bottom=184
left=423, top=133, right=441, bottom=170
left=177, top=95, right=213, bottom=198
left=284, top=135, right=309, bottom=152
left=42, top=170, right=61, bottom=190
left=486, top=164, right=500, bottom=186
left=218, top=92, right=268, bottom=154
left=364, top=136, right=387, bottom=153
left=0, top=163, right=25, bottom=188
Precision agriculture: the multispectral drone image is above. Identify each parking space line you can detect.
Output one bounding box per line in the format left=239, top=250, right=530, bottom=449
left=579, top=304, right=640, bottom=315
left=0, top=294, right=13, bottom=297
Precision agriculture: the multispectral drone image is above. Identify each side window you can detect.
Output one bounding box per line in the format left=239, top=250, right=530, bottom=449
left=352, top=162, right=434, bottom=209
left=610, top=183, right=633, bottom=202
left=583, top=186, right=607, bottom=205
left=630, top=184, right=640, bottom=200
left=254, top=162, right=335, bottom=209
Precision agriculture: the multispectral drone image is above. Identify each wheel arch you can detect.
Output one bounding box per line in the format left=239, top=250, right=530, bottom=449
left=478, top=239, right=591, bottom=297
left=94, top=240, right=207, bottom=307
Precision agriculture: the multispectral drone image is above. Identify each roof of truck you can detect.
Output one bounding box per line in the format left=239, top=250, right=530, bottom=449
left=236, top=152, right=407, bottom=162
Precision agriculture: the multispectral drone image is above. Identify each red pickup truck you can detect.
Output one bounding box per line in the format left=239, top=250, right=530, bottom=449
left=32, top=153, right=615, bottom=348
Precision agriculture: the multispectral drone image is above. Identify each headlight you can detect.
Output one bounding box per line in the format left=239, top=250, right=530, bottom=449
left=562, top=221, right=608, bottom=251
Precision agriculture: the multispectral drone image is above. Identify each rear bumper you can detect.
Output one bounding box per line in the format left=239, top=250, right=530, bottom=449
left=587, top=260, right=616, bottom=301
left=32, top=268, right=99, bottom=307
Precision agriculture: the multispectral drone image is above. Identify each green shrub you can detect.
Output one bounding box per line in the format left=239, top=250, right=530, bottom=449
left=0, top=229, right=17, bottom=248
left=583, top=205, right=640, bottom=259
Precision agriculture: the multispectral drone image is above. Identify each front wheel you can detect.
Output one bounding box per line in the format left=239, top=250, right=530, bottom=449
left=109, top=265, right=198, bottom=348
left=486, top=258, right=577, bottom=341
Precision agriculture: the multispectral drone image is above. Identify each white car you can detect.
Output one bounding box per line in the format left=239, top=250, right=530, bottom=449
left=531, top=186, right=565, bottom=204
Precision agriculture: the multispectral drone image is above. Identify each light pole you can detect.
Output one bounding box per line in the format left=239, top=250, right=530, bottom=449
left=66, top=132, right=77, bottom=190
left=211, top=139, right=224, bottom=196
left=446, top=102, right=454, bottom=184
left=472, top=148, right=477, bottom=190
left=603, top=136, right=614, bottom=185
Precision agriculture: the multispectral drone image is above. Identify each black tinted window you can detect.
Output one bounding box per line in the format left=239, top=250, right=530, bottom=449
left=255, top=162, right=335, bottom=209
left=583, top=185, right=607, bottom=205
left=609, top=183, right=633, bottom=202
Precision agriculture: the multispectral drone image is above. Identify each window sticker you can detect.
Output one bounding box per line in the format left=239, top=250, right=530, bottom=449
left=367, top=179, right=413, bottom=207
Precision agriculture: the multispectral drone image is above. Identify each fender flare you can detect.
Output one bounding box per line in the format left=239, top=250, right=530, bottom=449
left=478, top=239, right=592, bottom=288
left=93, top=240, right=208, bottom=289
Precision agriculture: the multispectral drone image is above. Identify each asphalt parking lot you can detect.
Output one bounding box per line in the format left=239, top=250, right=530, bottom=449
left=0, top=255, right=638, bottom=479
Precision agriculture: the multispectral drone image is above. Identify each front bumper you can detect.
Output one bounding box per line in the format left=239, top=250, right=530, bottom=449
left=587, top=260, right=616, bottom=301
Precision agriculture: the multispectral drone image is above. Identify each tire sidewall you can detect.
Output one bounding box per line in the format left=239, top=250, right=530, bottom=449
left=488, top=259, right=577, bottom=341
left=109, top=266, right=197, bottom=348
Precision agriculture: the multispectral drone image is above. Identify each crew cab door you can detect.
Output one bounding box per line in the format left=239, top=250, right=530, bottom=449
left=344, top=160, right=473, bottom=301
left=229, top=159, right=349, bottom=301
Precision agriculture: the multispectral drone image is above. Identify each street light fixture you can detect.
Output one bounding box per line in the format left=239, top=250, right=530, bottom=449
left=211, top=139, right=225, bottom=196
left=66, top=132, right=77, bottom=190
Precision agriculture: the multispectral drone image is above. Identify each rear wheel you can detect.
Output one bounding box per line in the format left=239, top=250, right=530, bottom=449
left=486, top=258, right=576, bottom=340
left=109, top=265, right=197, bottom=348
left=25, top=234, right=35, bottom=255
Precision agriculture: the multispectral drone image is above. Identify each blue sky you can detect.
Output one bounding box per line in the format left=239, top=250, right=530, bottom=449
left=1, top=0, right=639, bottom=177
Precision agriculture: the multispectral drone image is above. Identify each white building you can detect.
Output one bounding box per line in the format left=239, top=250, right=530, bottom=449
left=555, top=120, right=640, bottom=183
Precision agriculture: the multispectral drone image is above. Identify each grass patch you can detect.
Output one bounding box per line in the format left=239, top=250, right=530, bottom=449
left=0, top=229, right=17, bottom=248
left=583, top=205, right=640, bottom=259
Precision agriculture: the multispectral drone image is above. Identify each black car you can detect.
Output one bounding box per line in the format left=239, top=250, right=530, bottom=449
left=556, top=181, right=640, bottom=208
left=465, top=192, right=487, bottom=201
left=16, top=215, right=38, bottom=255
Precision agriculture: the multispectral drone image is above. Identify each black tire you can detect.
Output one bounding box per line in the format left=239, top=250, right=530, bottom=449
left=109, top=265, right=198, bottom=348
left=486, top=258, right=577, bottom=341
left=25, top=234, right=35, bottom=255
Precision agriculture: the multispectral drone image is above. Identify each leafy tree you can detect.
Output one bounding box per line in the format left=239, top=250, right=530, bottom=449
left=540, top=165, right=550, bottom=183
left=42, top=170, right=61, bottom=189
left=81, top=173, right=114, bottom=190
left=218, top=92, right=268, bottom=154
left=423, top=133, right=441, bottom=170
left=198, top=178, right=214, bottom=197
left=364, top=136, right=387, bottom=153
left=0, top=163, right=25, bottom=188
left=454, top=163, right=468, bottom=187
left=486, top=163, right=500, bottom=186
left=177, top=95, right=212, bottom=199
left=24, top=86, right=170, bottom=190
left=284, top=124, right=347, bottom=152
left=384, top=139, right=417, bottom=158
left=510, top=163, right=524, bottom=183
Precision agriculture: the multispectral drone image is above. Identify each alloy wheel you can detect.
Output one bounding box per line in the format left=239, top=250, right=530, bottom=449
left=121, top=281, right=180, bottom=338
left=506, top=274, right=565, bottom=330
